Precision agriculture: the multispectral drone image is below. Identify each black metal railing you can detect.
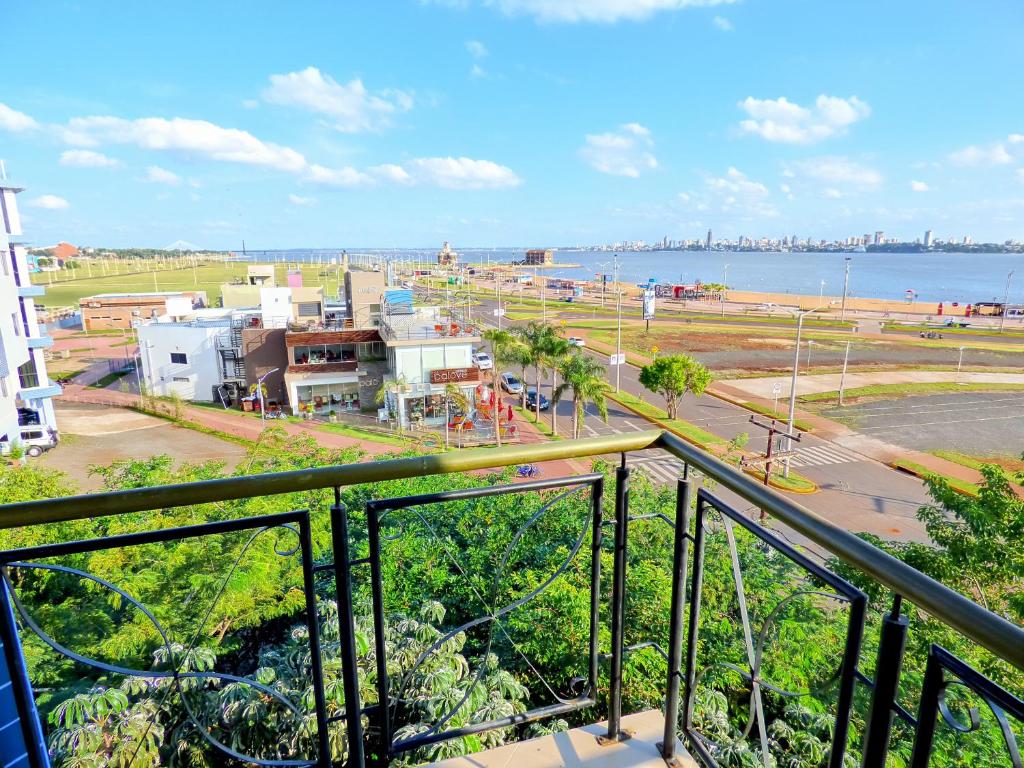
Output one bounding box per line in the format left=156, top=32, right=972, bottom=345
left=0, top=431, right=1020, bottom=768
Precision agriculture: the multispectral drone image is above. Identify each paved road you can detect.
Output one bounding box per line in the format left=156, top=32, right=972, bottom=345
left=825, top=392, right=1024, bottom=456
left=469, top=294, right=933, bottom=544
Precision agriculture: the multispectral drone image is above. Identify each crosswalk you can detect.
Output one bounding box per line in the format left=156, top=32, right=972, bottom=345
left=627, top=454, right=687, bottom=484
left=785, top=444, right=863, bottom=468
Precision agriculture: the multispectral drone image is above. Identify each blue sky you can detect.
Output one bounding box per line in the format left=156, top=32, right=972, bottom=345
left=2, top=0, right=1023, bottom=249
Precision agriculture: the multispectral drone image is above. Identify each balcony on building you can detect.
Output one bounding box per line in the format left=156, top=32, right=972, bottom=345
left=17, top=284, right=45, bottom=298
left=0, top=431, right=1020, bottom=768
left=284, top=328, right=386, bottom=417
left=379, top=305, right=482, bottom=344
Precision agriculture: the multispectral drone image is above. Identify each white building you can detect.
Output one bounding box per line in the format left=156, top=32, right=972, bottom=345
left=380, top=305, right=482, bottom=428
left=0, top=164, right=59, bottom=449
left=138, top=308, right=237, bottom=402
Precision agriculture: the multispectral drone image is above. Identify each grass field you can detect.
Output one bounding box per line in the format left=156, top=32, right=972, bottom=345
left=799, top=381, right=1024, bottom=405
left=32, top=261, right=347, bottom=307
left=891, top=458, right=980, bottom=497
left=929, top=450, right=1024, bottom=480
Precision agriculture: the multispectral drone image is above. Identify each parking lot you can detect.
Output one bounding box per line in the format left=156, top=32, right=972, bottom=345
left=825, top=392, right=1024, bottom=456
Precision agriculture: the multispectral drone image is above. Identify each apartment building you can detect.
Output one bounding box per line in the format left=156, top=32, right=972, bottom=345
left=0, top=165, right=59, bottom=450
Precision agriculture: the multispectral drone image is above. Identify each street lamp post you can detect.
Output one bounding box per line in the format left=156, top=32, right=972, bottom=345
left=999, top=270, right=1014, bottom=333
left=783, top=306, right=825, bottom=477
left=257, top=367, right=280, bottom=421
left=840, top=257, right=851, bottom=321
left=819, top=279, right=826, bottom=305
left=957, top=346, right=966, bottom=374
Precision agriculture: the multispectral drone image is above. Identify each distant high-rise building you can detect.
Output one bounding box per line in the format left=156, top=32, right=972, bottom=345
left=862, top=234, right=871, bottom=246
left=924, top=230, right=934, bottom=248
left=963, top=235, right=973, bottom=246
left=874, top=231, right=884, bottom=245
left=706, top=229, right=712, bottom=250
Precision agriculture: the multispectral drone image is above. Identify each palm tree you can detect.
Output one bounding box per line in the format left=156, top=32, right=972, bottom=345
left=515, top=321, right=558, bottom=422
left=505, top=340, right=532, bottom=410
left=552, top=352, right=611, bottom=440
left=481, top=328, right=517, bottom=446
left=543, top=335, right=572, bottom=436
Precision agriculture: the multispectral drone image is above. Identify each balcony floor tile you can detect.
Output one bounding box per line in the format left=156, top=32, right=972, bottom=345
left=425, top=709, right=695, bottom=768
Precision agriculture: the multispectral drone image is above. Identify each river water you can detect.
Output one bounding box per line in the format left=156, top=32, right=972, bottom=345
left=236, top=248, right=1022, bottom=304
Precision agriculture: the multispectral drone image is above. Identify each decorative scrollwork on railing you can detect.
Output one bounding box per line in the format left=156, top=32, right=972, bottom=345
left=368, top=476, right=603, bottom=757
left=911, top=644, right=1023, bottom=768
left=684, top=489, right=866, bottom=768
left=3, top=520, right=320, bottom=767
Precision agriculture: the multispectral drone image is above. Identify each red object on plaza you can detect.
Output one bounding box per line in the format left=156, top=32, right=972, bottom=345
left=937, top=302, right=944, bottom=315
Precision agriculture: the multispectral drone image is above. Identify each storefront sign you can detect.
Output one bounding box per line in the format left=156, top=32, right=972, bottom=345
left=429, top=367, right=480, bottom=385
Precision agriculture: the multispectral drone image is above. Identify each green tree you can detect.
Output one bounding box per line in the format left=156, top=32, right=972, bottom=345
left=482, top=329, right=518, bottom=446
left=543, top=335, right=572, bottom=436
left=552, top=352, right=610, bottom=439
left=515, top=322, right=558, bottom=422
left=637, top=354, right=712, bottom=420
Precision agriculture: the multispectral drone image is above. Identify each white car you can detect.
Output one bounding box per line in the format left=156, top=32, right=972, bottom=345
left=567, top=337, right=586, bottom=348
left=472, top=351, right=494, bottom=370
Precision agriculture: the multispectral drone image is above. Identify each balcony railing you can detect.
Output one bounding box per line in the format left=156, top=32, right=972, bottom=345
left=0, top=431, right=1021, bottom=768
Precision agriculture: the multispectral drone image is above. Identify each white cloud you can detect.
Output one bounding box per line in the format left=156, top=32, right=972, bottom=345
left=790, top=156, right=883, bottom=188
left=64, top=116, right=308, bottom=172
left=145, top=165, right=182, bottom=185
left=1016, top=168, right=1024, bottom=183
left=738, top=94, right=870, bottom=144
left=1008, top=133, right=1024, bottom=144
left=241, top=99, right=260, bottom=110
left=304, top=164, right=373, bottom=187
left=485, top=0, right=738, bottom=23
left=712, top=15, right=732, bottom=31
left=404, top=157, right=522, bottom=189
left=370, top=164, right=413, bottom=184
left=580, top=122, right=658, bottom=177
left=706, top=166, right=769, bottom=197
left=27, top=194, right=69, bottom=210
left=0, top=103, right=38, bottom=132
left=288, top=193, right=317, bottom=206
left=948, top=142, right=1014, bottom=167
left=910, top=180, right=930, bottom=192
left=466, top=40, right=488, bottom=58
left=470, top=63, right=488, bottom=79
left=262, top=67, right=412, bottom=133
left=823, top=188, right=843, bottom=199
left=59, top=149, right=120, bottom=168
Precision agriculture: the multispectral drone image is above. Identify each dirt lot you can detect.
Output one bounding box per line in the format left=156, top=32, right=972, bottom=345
left=38, top=403, right=248, bottom=491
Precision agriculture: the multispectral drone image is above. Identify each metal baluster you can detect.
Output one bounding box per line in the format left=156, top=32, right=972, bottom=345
left=908, top=646, right=944, bottom=768
left=861, top=595, right=909, bottom=768
left=660, top=475, right=693, bottom=764
left=298, top=514, right=332, bottom=766
left=330, top=490, right=366, bottom=768
left=0, top=575, right=49, bottom=768
left=588, top=477, right=605, bottom=701
left=682, top=494, right=708, bottom=733
left=366, top=501, right=391, bottom=764
left=602, top=463, right=630, bottom=743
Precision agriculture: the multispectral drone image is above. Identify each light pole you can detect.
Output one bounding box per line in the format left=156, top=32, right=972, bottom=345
left=257, top=367, right=279, bottom=421
left=819, top=279, right=826, bottom=305
left=957, top=346, right=965, bottom=374
left=838, top=340, right=851, bottom=406
left=783, top=306, right=825, bottom=477
left=840, top=257, right=851, bottom=321
left=999, top=270, right=1014, bottom=333
left=724, top=263, right=730, bottom=287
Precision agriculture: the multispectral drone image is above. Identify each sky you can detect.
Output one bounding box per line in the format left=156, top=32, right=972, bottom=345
left=2, top=0, right=1023, bottom=249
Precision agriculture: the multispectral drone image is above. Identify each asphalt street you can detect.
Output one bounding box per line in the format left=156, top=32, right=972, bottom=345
left=465, top=294, right=934, bottom=544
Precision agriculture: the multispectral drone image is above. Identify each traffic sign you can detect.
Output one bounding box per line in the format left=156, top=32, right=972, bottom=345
left=772, top=382, right=783, bottom=395
left=492, top=308, right=506, bottom=317
left=609, top=353, right=626, bottom=365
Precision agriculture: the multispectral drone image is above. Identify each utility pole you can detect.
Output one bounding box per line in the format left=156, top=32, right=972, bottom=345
left=840, top=257, right=851, bottom=321
left=783, top=307, right=822, bottom=477
left=999, top=270, right=1014, bottom=333
left=614, top=254, right=622, bottom=393
left=957, top=346, right=965, bottom=375
left=746, top=416, right=801, bottom=517
left=838, top=340, right=851, bottom=406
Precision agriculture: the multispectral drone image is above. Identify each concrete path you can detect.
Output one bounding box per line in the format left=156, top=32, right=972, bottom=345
left=723, top=370, right=1024, bottom=399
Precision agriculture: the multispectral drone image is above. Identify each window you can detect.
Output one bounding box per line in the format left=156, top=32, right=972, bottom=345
left=296, top=301, right=321, bottom=317
left=0, top=377, right=7, bottom=397
left=170, top=352, right=188, bottom=364
left=12, top=313, right=20, bottom=337
left=172, top=376, right=189, bottom=382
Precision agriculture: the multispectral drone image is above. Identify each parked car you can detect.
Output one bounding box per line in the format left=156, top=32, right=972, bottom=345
left=525, top=387, right=550, bottom=411
left=472, top=351, right=494, bottom=370
left=500, top=372, right=523, bottom=394
left=0, top=426, right=58, bottom=458
left=567, top=337, right=586, bottom=347
left=561, top=296, right=574, bottom=303
left=17, top=407, right=40, bottom=426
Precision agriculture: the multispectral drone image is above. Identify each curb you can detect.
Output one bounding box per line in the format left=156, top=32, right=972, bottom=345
left=889, top=461, right=979, bottom=498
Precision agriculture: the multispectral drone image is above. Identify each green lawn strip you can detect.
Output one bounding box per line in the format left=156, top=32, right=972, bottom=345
left=800, top=381, right=1024, bottom=404
left=581, top=334, right=653, bottom=366
left=929, top=451, right=1024, bottom=481
left=512, top=405, right=561, bottom=440
left=606, top=391, right=726, bottom=449
left=737, top=401, right=815, bottom=432
left=128, top=403, right=254, bottom=448
left=882, top=322, right=1024, bottom=338
left=741, top=467, right=817, bottom=493
left=890, top=458, right=979, bottom=497
left=88, top=369, right=132, bottom=388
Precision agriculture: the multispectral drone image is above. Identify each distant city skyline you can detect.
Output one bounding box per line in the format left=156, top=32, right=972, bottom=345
left=2, top=1, right=1024, bottom=249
